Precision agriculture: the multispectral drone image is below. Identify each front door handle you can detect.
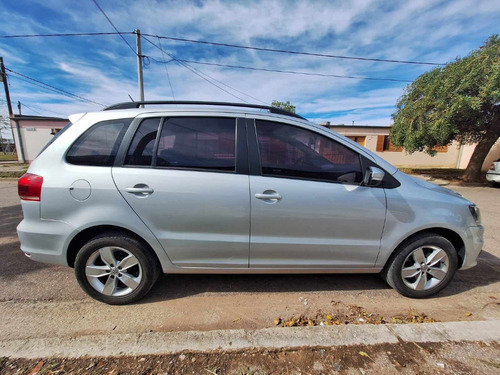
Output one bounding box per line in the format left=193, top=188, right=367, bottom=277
left=126, top=184, right=154, bottom=196
left=255, top=190, right=282, bottom=203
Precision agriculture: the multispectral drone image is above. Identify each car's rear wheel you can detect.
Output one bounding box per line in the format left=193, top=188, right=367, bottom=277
left=382, top=233, right=458, bottom=298
left=75, top=233, right=160, bottom=304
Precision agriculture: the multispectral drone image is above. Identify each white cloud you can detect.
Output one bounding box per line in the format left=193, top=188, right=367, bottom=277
left=2, top=0, right=499, bottom=125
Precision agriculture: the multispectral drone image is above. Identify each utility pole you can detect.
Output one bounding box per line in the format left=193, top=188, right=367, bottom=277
left=0, top=57, right=25, bottom=162
left=0, top=57, right=14, bottom=116
left=134, top=29, right=144, bottom=103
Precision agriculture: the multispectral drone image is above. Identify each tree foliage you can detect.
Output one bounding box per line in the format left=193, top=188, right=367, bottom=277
left=271, top=100, right=296, bottom=113
left=391, top=35, right=500, bottom=181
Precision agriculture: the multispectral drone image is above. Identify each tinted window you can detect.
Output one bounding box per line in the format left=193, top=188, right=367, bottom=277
left=156, top=117, right=236, bottom=171
left=256, top=121, right=362, bottom=183
left=66, top=119, right=131, bottom=166
left=124, top=118, right=161, bottom=166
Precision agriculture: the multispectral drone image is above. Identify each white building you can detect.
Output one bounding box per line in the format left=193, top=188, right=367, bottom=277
left=10, top=114, right=68, bottom=163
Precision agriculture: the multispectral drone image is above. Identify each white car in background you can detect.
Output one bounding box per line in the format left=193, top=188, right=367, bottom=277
left=486, top=159, right=500, bottom=187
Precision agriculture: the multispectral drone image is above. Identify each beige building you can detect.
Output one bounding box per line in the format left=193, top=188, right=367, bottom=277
left=324, top=124, right=500, bottom=171
left=10, top=115, right=68, bottom=163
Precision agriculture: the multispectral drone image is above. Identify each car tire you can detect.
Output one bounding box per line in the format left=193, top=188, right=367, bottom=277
left=382, top=233, right=458, bottom=298
left=75, top=232, right=160, bottom=305
left=491, top=181, right=500, bottom=188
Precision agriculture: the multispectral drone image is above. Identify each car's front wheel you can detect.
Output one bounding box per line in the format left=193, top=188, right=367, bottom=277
left=75, top=233, right=160, bottom=305
left=382, top=233, right=458, bottom=298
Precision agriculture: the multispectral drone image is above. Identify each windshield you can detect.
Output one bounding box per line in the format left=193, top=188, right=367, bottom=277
left=37, top=122, right=73, bottom=158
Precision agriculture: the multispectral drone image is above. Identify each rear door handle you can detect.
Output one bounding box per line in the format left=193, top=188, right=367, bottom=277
left=255, top=190, right=282, bottom=203
left=255, top=193, right=282, bottom=200
left=126, top=185, right=154, bottom=196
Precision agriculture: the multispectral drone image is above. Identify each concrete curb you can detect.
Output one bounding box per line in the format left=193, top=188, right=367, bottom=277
left=1, top=320, right=499, bottom=359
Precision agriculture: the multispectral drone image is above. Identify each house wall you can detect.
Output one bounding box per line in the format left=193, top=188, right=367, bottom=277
left=457, top=139, right=500, bottom=170
left=329, top=126, right=500, bottom=171
left=11, top=118, right=67, bottom=163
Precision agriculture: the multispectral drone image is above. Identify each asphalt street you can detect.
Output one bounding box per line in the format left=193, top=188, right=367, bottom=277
left=0, top=180, right=499, bottom=341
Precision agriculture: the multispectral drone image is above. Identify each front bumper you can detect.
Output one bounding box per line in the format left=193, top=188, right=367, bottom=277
left=460, top=225, right=484, bottom=270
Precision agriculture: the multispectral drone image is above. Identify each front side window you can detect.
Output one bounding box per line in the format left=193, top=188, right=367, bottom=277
left=256, top=120, right=362, bottom=183
left=66, top=119, right=131, bottom=166
left=156, top=117, right=236, bottom=171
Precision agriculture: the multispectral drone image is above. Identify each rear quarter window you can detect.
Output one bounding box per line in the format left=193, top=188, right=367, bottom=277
left=66, top=119, right=132, bottom=166
left=37, top=122, right=72, bottom=158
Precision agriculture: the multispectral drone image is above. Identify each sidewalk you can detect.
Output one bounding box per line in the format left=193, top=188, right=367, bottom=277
left=1, top=321, right=499, bottom=374
left=2, top=320, right=499, bottom=359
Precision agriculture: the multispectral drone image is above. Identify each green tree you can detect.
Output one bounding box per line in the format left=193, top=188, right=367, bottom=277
left=271, top=100, right=296, bottom=113
left=391, top=35, right=500, bottom=182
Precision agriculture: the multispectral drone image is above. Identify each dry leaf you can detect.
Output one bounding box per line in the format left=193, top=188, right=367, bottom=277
left=465, top=312, right=473, bottom=317
left=274, top=318, right=281, bottom=325
left=359, top=351, right=372, bottom=360
left=28, top=360, right=44, bottom=375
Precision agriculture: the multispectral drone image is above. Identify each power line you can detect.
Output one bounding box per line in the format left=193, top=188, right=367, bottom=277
left=143, top=36, right=261, bottom=103
left=157, top=37, right=175, bottom=99
left=0, top=32, right=132, bottom=38
left=90, top=0, right=137, bottom=55
left=6, top=68, right=104, bottom=106
left=20, top=102, right=67, bottom=117
left=10, top=74, right=103, bottom=106
left=143, top=33, right=444, bottom=66
left=9, top=74, right=73, bottom=99
left=18, top=102, right=42, bottom=115
left=150, top=57, right=413, bottom=83
left=0, top=31, right=444, bottom=66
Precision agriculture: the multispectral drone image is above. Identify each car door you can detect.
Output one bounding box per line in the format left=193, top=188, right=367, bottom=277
left=112, top=115, right=250, bottom=268
left=248, top=119, right=387, bottom=269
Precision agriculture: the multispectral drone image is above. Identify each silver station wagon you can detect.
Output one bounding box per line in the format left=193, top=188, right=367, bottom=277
left=17, top=101, right=484, bottom=304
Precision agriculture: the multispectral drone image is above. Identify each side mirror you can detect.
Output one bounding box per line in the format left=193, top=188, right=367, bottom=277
left=363, top=166, right=385, bottom=187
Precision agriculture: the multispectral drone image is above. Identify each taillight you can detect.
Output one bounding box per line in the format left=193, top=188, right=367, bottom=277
left=18, top=173, right=44, bottom=201
left=490, top=163, right=495, bottom=171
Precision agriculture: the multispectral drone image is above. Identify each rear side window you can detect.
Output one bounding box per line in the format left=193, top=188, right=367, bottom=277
left=66, top=119, right=131, bottom=166
left=124, top=118, right=161, bottom=166
left=255, top=120, right=363, bottom=183
left=156, top=117, right=236, bottom=171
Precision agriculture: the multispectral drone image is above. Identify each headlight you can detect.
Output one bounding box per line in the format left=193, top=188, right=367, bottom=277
left=469, top=205, right=481, bottom=225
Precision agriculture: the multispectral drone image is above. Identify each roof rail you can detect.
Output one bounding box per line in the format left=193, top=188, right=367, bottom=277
left=102, top=101, right=305, bottom=119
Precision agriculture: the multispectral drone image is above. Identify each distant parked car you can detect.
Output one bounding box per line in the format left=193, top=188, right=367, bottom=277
left=486, top=159, right=500, bottom=187
left=17, top=101, right=484, bottom=304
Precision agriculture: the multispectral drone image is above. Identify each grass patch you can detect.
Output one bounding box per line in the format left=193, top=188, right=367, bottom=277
left=0, top=153, right=17, bottom=161
left=0, top=170, right=26, bottom=178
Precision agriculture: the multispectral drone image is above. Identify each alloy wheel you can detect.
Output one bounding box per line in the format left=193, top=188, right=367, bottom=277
left=401, top=245, right=450, bottom=291
left=85, top=246, right=142, bottom=297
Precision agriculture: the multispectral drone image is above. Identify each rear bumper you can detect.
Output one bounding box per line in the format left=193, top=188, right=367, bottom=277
left=460, top=225, right=484, bottom=270
left=17, top=218, right=77, bottom=266
left=486, top=172, right=500, bottom=182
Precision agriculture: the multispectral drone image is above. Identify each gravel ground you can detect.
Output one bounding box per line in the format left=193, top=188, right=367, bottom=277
left=0, top=181, right=499, bottom=341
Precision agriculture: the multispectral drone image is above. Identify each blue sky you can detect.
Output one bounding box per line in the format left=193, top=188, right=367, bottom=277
left=1, top=0, right=499, bottom=139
